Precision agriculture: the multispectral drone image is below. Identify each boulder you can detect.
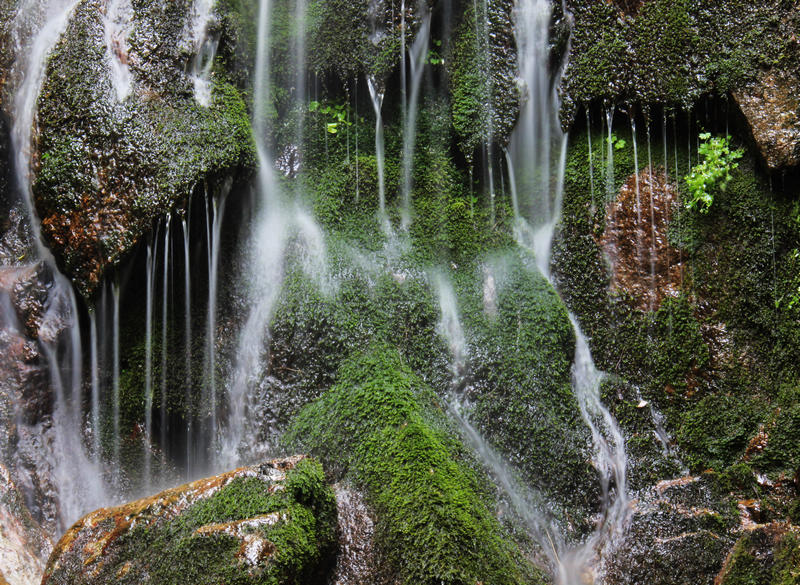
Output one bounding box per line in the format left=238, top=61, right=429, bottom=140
left=733, top=69, right=800, bottom=171
left=41, top=456, right=337, bottom=585
left=29, top=0, right=255, bottom=298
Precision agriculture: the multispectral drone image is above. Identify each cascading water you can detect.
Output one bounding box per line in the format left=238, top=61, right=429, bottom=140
left=221, top=0, right=331, bottom=470
left=189, top=0, right=218, bottom=106
left=103, top=0, right=133, bottom=101
left=507, top=0, right=630, bottom=581
left=399, top=11, right=431, bottom=230
left=8, top=0, right=109, bottom=529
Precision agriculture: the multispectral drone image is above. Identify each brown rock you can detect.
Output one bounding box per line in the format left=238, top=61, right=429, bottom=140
left=599, top=168, right=684, bottom=311
left=733, top=69, right=800, bottom=171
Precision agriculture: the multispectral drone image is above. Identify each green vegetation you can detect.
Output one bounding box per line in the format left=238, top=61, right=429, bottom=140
left=44, top=459, right=336, bottom=585
left=684, top=134, right=743, bottom=214
left=284, top=347, right=545, bottom=585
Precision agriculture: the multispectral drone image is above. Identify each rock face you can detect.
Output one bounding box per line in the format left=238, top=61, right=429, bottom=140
left=599, top=169, right=683, bottom=311
left=28, top=0, right=255, bottom=298
left=605, top=475, right=738, bottom=585
left=733, top=69, right=800, bottom=171
left=0, top=464, right=52, bottom=585
left=41, top=456, right=337, bottom=585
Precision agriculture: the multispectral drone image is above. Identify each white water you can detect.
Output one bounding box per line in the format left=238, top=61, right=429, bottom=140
left=399, top=13, right=431, bottom=230
left=190, top=0, right=218, bottom=106
left=144, top=239, right=155, bottom=490
left=89, top=311, right=100, bottom=463
left=8, top=0, right=109, bottom=530
left=221, top=0, right=332, bottom=470
left=104, top=0, right=133, bottom=101
left=160, top=215, right=171, bottom=455
left=367, top=76, right=388, bottom=227
left=112, top=280, right=121, bottom=477
left=182, top=215, right=194, bottom=476
left=507, top=0, right=630, bottom=581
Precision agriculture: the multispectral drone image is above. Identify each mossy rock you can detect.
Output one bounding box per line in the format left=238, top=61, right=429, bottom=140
left=31, top=0, right=256, bottom=298
left=284, top=346, right=546, bottom=585
left=42, top=456, right=337, bottom=585
left=718, top=524, right=800, bottom=585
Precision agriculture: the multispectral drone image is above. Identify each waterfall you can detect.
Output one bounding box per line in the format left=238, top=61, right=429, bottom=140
left=8, top=0, right=109, bottom=529
left=144, top=238, right=156, bottom=490
left=507, top=0, right=630, bottom=581
left=160, top=215, right=171, bottom=458
left=112, top=280, right=121, bottom=478
left=190, top=0, right=218, bottom=106
left=104, top=0, right=133, bottom=101
left=89, top=311, right=100, bottom=463
left=181, top=214, right=194, bottom=476
left=399, top=12, right=431, bottom=230
left=367, top=77, right=388, bottom=227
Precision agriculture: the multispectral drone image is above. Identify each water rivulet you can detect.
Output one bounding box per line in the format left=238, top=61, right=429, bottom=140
left=2, top=0, right=800, bottom=584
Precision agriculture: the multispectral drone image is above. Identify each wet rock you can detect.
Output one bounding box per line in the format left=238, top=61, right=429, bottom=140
left=733, top=69, right=800, bottom=171
left=331, top=485, right=392, bottom=585
left=605, top=475, right=738, bottom=585
left=42, top=455, right=337, bottom=585
left=599, top=169, right=683, bottom=311
left=30, top=0, right=255, bottom=298
left=0, top=463, right=52, bottom=585
left=716, top=522, right=800, bottom=585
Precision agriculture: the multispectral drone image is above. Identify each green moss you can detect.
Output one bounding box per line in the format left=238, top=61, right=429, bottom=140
left=45, top=459, right=336, bottom=585
left=284, top=346, right=545, bottom=585
left=561, top=0, right=796, bottom=121
left=722, top=529, right=800, bottom=585
left=32, top=0, right=256, bottom=297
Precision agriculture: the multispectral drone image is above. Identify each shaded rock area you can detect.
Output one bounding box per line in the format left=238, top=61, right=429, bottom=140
left=42, top=456, right=337, bottom=585
left=29, top=0, right=256, bottom=298
left=599, top=169, right=683, bottom=311
left=733, top=69, right=800, bottom=171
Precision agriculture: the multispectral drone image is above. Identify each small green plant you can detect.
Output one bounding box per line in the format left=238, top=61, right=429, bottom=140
left=426, top=39, right=443, bottom=65
left=309, top=100, right=352, bottom=134
left=607, top=133, right=626, bottom=150
left=684, top=133, right=743, bottom=213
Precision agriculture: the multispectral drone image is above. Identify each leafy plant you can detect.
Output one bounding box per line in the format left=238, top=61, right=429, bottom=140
left=607, top=133, right=626, bottom=150
left=684, top=133, right=743, bottom=213
left=309, top=100, right=352, bottom=134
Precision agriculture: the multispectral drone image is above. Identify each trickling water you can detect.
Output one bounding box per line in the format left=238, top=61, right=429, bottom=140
left=9, top=0, right=109, bottom=529
left=112, top=280, right=121, bottom=476
left=431, top=274, right=467, bottom=380
left=204, top=187, right=228, bottom=463
left=630, top=117, right=643, bottom=270
left=367, top=76, right=388, bottom=226
left=181, top=215, right=193, bottom=475
left=646, top=123, right=656, bottom=311
left=160, top=215, right=171, bottom=459
left=104, top=0, right=133, bottom=101
left=508, top=0, right=630, bottom=581
left=400, top=12, right=431, bottom=230
left=144, top=238, right=156, bottom=490
left=190, top=0, right=218, bottom=106
left=89, top=311, right=100, bottom=464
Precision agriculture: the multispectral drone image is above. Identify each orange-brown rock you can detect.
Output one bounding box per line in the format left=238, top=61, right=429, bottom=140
left=599, top=168, right=684, bottom=311
left=42, top=456, right=337, bottom=585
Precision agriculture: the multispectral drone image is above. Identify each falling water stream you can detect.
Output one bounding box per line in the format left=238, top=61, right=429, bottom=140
left=8, top=0, right=110, bottom=529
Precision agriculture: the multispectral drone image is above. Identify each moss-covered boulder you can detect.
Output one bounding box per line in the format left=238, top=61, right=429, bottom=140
left=284, top=346, right=546, bottom=585
left=716, top=523, right=800, bottom=585
left=560, top=0, right=799, bottom=123
left=41, top=456, right=337, bottom=585
left=30, top=0, right=255, bottom=298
